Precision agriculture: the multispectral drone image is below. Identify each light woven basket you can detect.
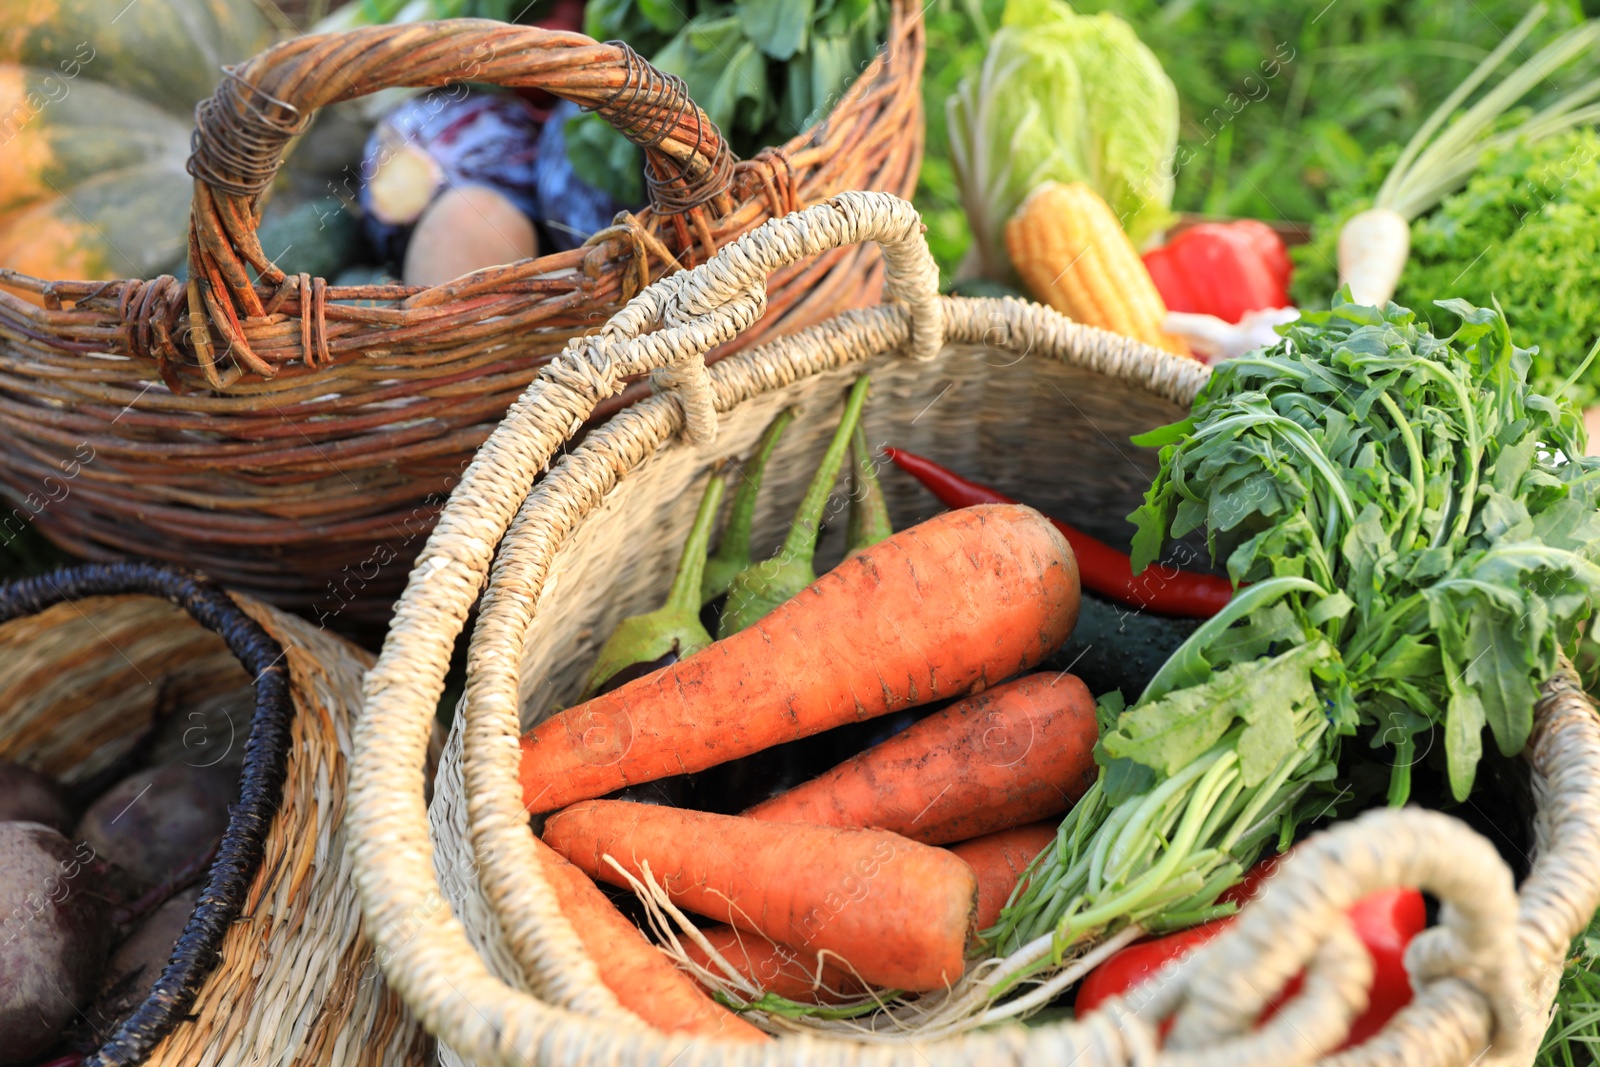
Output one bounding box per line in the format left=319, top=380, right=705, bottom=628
left=0, top=562, right=429, bottom=1066
left=347, top=192, right=1600, bottom=1066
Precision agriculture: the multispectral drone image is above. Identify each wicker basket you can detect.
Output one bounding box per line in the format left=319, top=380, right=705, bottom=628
left=0, top=6, right=924, bottom=629
left=346, top=193, right=1600, bottom=1065
left=0, top=561, right=429, bottom=1066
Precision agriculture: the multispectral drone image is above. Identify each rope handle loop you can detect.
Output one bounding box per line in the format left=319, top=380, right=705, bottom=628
left=549, top=189, right=943, bottom=445
left=1129, top=807, right=1529, bottom=1058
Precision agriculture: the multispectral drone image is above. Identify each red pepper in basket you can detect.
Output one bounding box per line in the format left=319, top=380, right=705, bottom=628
left=1076, top=857, right=1425, bottom=1050
left=883, top=449, right=1235, bottom=618
left=1143, top=220, right=1292, bottom=325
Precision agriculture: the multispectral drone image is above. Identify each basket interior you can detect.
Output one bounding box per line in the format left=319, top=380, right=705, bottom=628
left=514, top=342, right=1190, bottom=725
left=0, top=596, right=254, bottom=782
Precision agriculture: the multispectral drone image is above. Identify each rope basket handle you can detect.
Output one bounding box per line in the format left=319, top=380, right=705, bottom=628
left=350, top=193, right=1598, bottom=1066
left=183, top=19, right=743, bottom=370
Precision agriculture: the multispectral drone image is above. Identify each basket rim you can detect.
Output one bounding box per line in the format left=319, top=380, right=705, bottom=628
left=0, top=561, right=294, bottom=1067
left=351, top=194, right=1600, bottom=1066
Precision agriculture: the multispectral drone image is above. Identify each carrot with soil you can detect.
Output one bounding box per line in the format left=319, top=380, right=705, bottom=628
left=519, top=503, right=1081, bottom=814
left=681, top=925, right=868, bottom=1004
left=532, top=834, right=767, bottom=1041
left=581, top=471, right=727, bottom=698
left=719, top=376, right=872, bottom=636
left=543, top=800, right=976, bottom=991
left=744, top=672, right=1098, bottom=845
left=884, top=447, right=1234, bottom=618
left=949, top=822, right=1060, bottom=932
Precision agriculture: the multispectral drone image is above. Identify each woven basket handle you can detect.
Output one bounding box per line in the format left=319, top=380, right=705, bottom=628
left=185, top=20, right=732, bottom=317
left=1121, top=807, right=1532, bottom=1060
left=549, top=189, right=942, bottom=445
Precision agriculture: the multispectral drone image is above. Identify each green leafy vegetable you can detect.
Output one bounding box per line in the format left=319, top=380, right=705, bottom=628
left=1296, top=128, right=1600, bottom=408
left=988, top=294, right=1600, bottom=975
left=570, top=0, right=889, bottom=204
left=1130, top=296, right=1600, bottom=802
left=946, top=0, right=1177, bottom=278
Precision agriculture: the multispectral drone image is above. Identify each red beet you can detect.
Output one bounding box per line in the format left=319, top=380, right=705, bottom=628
left=76, top=763, right=234, bottom=890
left=0, top=760, right=71, bottom=834
left=0, top=822, right=113, bottom=1064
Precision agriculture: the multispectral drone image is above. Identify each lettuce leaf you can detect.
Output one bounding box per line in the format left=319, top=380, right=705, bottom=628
left=947, top=0, right=1177, bottom=278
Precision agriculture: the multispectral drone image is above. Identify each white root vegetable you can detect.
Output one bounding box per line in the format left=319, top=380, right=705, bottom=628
left=1166, top=307, right=1302, bottom=365
left=1336, top=208, right=1410, bottom=307
left=1335, top=3, right=1600, bottom=307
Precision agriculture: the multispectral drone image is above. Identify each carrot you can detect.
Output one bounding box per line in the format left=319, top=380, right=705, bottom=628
left=681, top=925, right=868, bottom=1004
left=543, top=801, right=978, bottom=991
left=519, top=504, right=1080, bottom=814
left=742, top=672, right=1098, bottom=845
left=530, top=834, right=767, bottom=1041
left=948, top=822, right=1059, bottom=931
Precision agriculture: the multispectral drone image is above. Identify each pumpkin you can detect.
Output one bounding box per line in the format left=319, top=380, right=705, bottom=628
left=0, top=0, right=273, bottom=297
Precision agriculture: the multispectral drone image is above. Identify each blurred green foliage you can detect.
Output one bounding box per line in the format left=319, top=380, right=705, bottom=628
left=918, top=0, right=1594, bottom=281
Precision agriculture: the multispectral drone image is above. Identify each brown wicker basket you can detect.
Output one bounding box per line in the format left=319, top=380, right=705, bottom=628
left=0, top=5, right=924, bottom=630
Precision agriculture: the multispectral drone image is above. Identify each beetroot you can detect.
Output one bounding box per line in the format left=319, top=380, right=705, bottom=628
left=0, top=822, right=113, bottom=1063
left=89, top=886, right=200, bottom=1037
left=76, top=763, right=234, bottom=891
left=0, top=760, right=71, bottom=834
left=360, top=89, right=544, bottom=264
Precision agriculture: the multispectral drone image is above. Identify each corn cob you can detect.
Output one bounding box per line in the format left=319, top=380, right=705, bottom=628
left=1005, top=181, right=1191, bottom=357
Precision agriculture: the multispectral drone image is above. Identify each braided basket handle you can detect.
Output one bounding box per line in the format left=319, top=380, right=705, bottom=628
left=184, top=21, right=732, bottom=342
left=545, top=189, right=942, bottom=445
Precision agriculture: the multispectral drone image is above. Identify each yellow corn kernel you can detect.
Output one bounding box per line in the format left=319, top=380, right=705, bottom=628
left=1005, top=181, right=1190, bottom=357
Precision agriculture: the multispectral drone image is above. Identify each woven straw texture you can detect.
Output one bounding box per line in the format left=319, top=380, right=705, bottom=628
left=0, top=4, right=923, bottom=628
left=0, top=581, right=430, bottom=1065
left=348, top=192, right=1600, bottom=1066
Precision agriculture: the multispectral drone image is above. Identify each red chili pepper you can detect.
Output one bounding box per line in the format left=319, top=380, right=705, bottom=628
left=883, top=448, right=1235, bottom=618
left=1076, top=858, right=1426, bottom=1049
left=1143, top=220, right=1293, bottom=325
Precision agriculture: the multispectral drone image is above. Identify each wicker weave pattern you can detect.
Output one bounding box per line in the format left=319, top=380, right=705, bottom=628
left=0, top=587, right=429, bottom=1065
left=0, top=6, right=924, bottom=624
left=349, top=193, right=1600, bottom=1066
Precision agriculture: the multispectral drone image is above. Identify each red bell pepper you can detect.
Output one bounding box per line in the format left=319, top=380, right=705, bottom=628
left=1076, top=857, right=1425, bottom=1049
left=1143, top=220, right=1293, bottom=325
left=883, top=448, right=1235, bottom=618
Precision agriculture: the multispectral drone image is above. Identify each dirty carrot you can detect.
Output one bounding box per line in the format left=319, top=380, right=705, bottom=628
left=532, top=834, right=767, bottom=1041
left=519, top=504, right=1080, bottom=814
left=743, top=672, right=1098, bottom=845
left=544, top=800, right=977, bottom=991
left=884, top=448, right=1234, bottom=618
left=702, top=407, right=795, bottom=604
left=681, top=925, right=868, bottom=1004
left=949, top=822, right=1060, bottom=932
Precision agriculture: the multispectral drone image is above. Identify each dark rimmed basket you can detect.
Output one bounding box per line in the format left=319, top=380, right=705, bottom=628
left=0, top=561, right=428, bottom=1065
left=0, top=3, right=924, bottom=629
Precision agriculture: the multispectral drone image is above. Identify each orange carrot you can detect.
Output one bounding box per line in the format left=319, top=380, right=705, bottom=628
left=520, top=504, right=1080, bottom=814
left=543, top=801, right=977, bottom=991
left=742, top=673, right=1098, bottom=844
left=681, top=925, right=868, bottom=1004
left=948, top=822, right=1060, bottom=931
left=533, top=835, right=767, bottom=1042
